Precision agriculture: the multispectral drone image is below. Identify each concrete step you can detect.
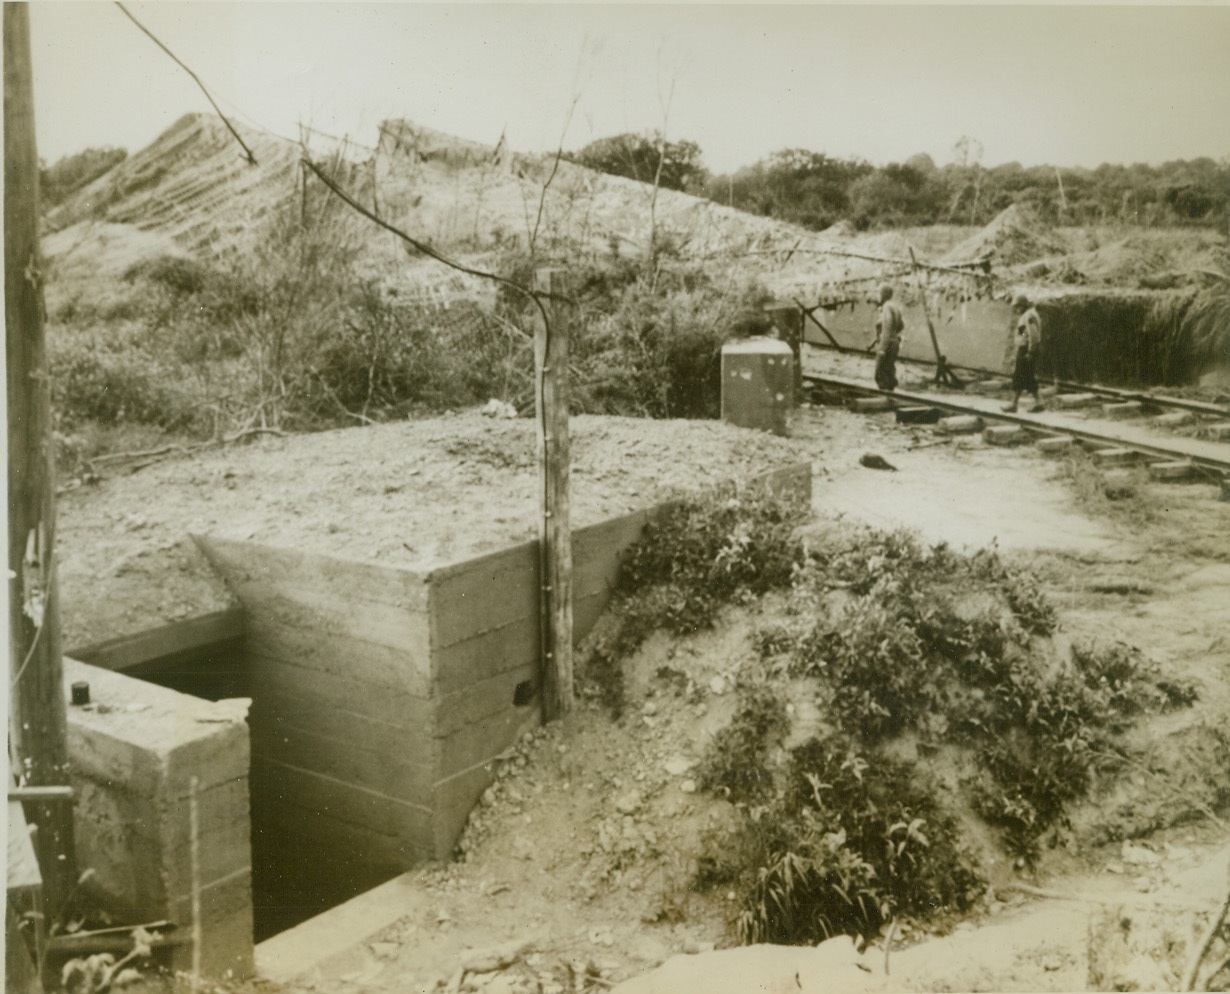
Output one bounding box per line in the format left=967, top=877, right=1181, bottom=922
left=936, top=415, right=984, bottom=434
left=851, top=397, right=894, bottom=413
left=985, top=425, right=1027, bottom=446
left=1148, top=461, right=1194, bottom=481
left=1154, top=411, right=1195, bottom=428
left=1091, top=448, right=1139, bottom=467
left=1053, top=393, right=1099, bottom=410
left=1036, top=436, right=1075, bottom=454
left=1102, top=401, right=1143, bottom=419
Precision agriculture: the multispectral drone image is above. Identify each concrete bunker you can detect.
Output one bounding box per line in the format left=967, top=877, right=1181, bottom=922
left=67, top=462, right=812, bottom=951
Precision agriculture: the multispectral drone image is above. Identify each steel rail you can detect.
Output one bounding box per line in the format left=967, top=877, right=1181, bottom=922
left=801, top=339, right=1230, bottom=418
left=804, top=371, right=1230, bottom=477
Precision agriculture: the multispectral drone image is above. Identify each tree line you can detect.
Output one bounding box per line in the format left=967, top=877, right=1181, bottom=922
left=568, top=132, right=1230, bottom=232
left=40, top=134, right=1229, bottom=233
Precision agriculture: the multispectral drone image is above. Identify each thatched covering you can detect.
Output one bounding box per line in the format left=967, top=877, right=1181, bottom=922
left=1035, top=288, right=1203, bottom=385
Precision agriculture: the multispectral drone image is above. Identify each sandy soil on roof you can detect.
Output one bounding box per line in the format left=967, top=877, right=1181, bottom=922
left=55, top=413, right=802, bottom=650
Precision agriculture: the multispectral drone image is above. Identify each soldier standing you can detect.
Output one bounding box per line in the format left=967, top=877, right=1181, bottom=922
left=868, top=284, right=904, bottom=391
left=1005, top=294, right=1043, bottom=413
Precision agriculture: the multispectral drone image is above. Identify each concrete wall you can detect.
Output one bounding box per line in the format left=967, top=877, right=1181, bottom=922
left=64, top=658, right=253, bottom=979
left=422, top=460, right=814, bottom=850
left=190, top=459, right=814, bottom=929
left=191, top=538, right=436, bottom=933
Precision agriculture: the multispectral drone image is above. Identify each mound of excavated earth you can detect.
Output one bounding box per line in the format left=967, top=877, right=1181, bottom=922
left=56, top=412, right=804, bottom=650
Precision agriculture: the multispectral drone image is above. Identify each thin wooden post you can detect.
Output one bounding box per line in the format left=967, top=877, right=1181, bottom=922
left=534, top=269, right=573, bottom=722
left=908, top=247, right=962, bottom=388
left=5, top=1, right=78, bottom=912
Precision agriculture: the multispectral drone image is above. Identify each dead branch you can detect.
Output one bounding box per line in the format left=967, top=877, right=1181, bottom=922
left=999, top=882, right=1211, bottom=913
left=1182, top=880, right=1230, bottom=992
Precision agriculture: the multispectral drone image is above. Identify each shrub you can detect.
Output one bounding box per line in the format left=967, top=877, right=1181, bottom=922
left=50, top=332, right=196, bottom=431
left=577, top=485, right=806, bottom=715
left=701, top=740, right=983, bottom=945
left=695, top=683, right=788, bottom=804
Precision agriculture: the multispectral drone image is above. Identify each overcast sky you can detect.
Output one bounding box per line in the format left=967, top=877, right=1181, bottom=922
left=28, top=3, right=1230, bottom=176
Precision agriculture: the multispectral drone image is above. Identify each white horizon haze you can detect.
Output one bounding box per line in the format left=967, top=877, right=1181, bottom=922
left=26, top=3, right=1230, bottom=176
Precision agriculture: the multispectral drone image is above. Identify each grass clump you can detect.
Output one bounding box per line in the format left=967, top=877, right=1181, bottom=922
left=698, top=741, right=982, bottom=944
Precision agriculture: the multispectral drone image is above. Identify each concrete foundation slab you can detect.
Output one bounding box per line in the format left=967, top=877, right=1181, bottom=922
left=1154, top=411, right=1195, bottom=428
left=1053, top=393, right=1098, bottom=409
left=1148, top=461, right=1195, bottom=481
left=937, top=415, right=984, bottom=434
left=984, top=425, right=1026, bottom=446
left=1036, top=436, right=1075, bottom=454
left=65, top=659, right=254, bottom=979
left=1091, top=448, right=1139, bottom=466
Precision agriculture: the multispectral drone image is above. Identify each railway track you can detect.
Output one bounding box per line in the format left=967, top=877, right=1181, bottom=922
left=802, top=340, right=1230, bottom=420
left=804, top=368, right=1230, bottom=481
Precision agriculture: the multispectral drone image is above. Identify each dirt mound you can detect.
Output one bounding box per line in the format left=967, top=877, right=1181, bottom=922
left=942, top=204, right=1068, bottom=268
left=46, top=113, right=303, bottom=254
left=1068, top=229, right=1228, bottom=287
left=39, top=113, right=989, bottom=315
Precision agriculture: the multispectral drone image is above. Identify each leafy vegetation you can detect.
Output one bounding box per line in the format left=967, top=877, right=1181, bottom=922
left=48, top=173, right=771, bottom=452
left=569, top=131, right=708, bottom=194
left=580, top=484, right=807, bottom=716
left=582, top=492, right=1199, bottom=945
left=567, top=129, right=1229, bottom=231
left=40, top=146, right=128, bottom=208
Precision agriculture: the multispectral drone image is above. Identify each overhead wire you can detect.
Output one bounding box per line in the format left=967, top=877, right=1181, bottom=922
left=114, top=2, right=259, bottom=165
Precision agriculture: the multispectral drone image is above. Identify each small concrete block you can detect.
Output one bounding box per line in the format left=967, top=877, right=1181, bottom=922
left=984, top=425, right=1026, bottom=446
left=1202, top=422, right=1230, bottom=441
left=1153, top=411, right=1195, bottom=428
left=1102, top=470, right=1137, bottom=499
left=851, top=397, right=893, bottom=413
left=1102, top=401, right=1143, bottom=419
left=1148, top=461, right=1194, bottom=481
left=1091, top=448, right=1138, bottom=467
left=1053, top=393, right=1098, bottom=409
left=895, top=406, right=941, bottom=425
left=1036, top=436, right=1075, bottom=454
left=936, top=415, right=984, bottom=434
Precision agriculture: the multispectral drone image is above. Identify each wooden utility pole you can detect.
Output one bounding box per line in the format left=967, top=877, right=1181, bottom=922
left=6, top=1, right=79, bottom=910
left=534, top=269, right=573, bottom=722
